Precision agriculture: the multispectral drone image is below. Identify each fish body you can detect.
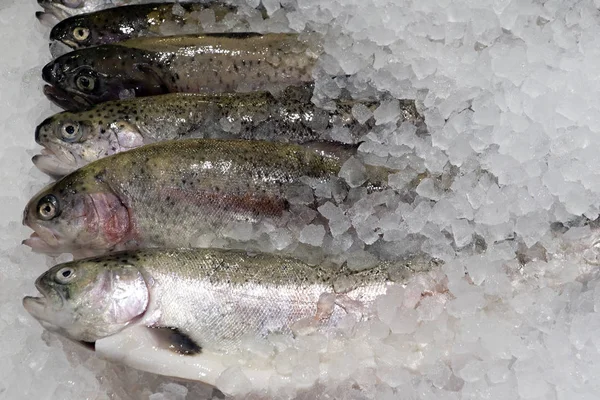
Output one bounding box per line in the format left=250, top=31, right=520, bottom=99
left=42, top=33, right=319, bottom=110
left=23, top=139, right=359, bottom=257
left=49, top=2, right=243, bottom=52
left=23, top=248, right=396, bottom=392
left=37, top=0, right=165, bottom=26
left=33, top=85, right=400, bottom=176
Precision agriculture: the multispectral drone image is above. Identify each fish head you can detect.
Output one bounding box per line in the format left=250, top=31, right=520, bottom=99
left=22, top=172, right=132, bottom=256
left=50, top=17, right=95, bottom=51
left=50, top=12, right=117, bottom=50
left=23, top=256, right=149, bottom=343
left=42, top=45, right=165, bottom=110
left=33, top=113, right=103, bottom=176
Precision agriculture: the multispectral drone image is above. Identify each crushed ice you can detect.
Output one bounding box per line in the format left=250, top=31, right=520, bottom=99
left=4, top=0, right=600, bottom=398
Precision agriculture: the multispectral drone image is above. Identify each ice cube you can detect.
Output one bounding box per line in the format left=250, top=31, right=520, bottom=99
left=459, top=359, right=485, bottom=382
left=171, top=3, right=186, bottom=17
left=426, top=362, right=452, bottom=389
left=215, top=367, right=252, bottom=396
left=404, top=201, right=432, bottom=233
left=339, top=157, right=368, bottom=188
left=416, top=178, right=442, bottom=201
left=261, top=0, right=281, bottom=15
left=388, top=308, right=418, bottom=334
left=352, top=103, right=375, bottom=124
left=373, top=100, right=401, bottom=125
left=451, top=219, right=474, bottom=247
left=318, top=202, right=351, bottom=237
left=299, top=224, right=326, bottom=247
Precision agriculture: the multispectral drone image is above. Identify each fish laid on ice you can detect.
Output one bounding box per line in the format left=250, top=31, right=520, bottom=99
left=22, top=248, right=432, bottom=394
left=23, top=138, right=389, bottom=257
left=42, top=33, right=320, bottom=110
left=33, top=85, right=423, bottom=177
left=37, top=0, right=164, bottom=26
left=49, top=2, right=253, bottom=55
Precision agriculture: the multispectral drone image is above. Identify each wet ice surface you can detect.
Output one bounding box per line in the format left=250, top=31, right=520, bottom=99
left=4, top=0, right=600, bottom=399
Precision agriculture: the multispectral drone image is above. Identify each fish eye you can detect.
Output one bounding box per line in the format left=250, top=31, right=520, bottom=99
left=37, top=194, right=60, bottom=221
left=73, top=27, right=90, bottom=42
left=76, top=74, right=96, bottom=92
left=60, top=122, right=81, bottom=142
left=56, top=267, right=76, bottom=284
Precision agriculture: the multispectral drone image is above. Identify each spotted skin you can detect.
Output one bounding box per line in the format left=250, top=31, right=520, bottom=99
left=37, top=0, right=161, bottom=24
left=23, top=139, right=356, bottom=257
left=42, top=33, right=321, bottom=110
left=49, top=2, right=244, bottom=50
left=33, top=85, right=420, bottom=177
left=24, top=247, right=398, bottom=353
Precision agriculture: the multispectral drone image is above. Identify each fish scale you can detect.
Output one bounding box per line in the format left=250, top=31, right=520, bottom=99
left=42, top=33, right=320, bottom=110
left=49, top=2, right=242, bottom=51
left=22, top=247, right=415, bottom=394
left=23, top=139, right=363, bottom=257
left=23, top=248, right=393, bottom=352
left=37, top=0, right=171, bottom=25
left=33, top=85, right=417, bottom=177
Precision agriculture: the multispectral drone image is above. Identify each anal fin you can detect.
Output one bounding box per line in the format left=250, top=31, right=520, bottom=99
left=290, top=292, right=337, bottom=336
left=148, top=326, right=202, bottom=355
left=335, top=294, right=366, bottom=320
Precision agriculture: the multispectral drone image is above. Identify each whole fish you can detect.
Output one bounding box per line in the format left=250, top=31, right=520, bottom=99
left=49, top=2, right=250, bottom=54
left=23, top=248, right=405, bottom=393
left=36, top=0, right=164, bottom=26
left=42, top=33, right=320, bottom=111
left=23, top=139, right=386, bottom=257
left=34, top=85, right=415, bottom=177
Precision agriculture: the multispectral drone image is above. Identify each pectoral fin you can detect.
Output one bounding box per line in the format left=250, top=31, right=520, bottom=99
left=133, top=63, right=170, bottom=94
left=110, top=120, right=144, bottom=150
left=77, top=340, right=96, bottom=352
left=148, top=326, right=202, bottom=355
left=290, top=292, right=336, bottom=336
left=334, top=294, right=366, bottom=319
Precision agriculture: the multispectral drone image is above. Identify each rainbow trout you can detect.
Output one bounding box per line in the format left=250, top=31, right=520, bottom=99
left=49, top=2, right=258, bottom=55
left=33, top=85, right=420, bottom=177
left=42, top=33, right=320, bottom=110
left=37, top=0, right=169, bottom=26
left=22, top=139, right=387, bottom=257
left=23, top=248, right=406, bottom=393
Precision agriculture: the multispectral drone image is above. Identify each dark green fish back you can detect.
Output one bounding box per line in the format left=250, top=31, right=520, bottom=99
left=50, top=2, right=241, bottom=49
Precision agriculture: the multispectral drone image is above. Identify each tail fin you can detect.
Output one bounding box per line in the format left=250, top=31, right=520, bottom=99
left=363, top=164, right=431, bottom=193
left=303, top=141, right=361, bottom=163
left=334, top=255, right=444, bottom=293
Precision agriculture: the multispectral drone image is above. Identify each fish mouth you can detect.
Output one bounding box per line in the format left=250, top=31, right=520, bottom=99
left=22, top=231, right=63, bottom=255
left=60, top=39, right=79, bottom=49
left=49, top=40, right=76, bottom=58
left=24, top=293, right=96, bottom=351
left=23, top=296, right=67, bottom=341
left=23, top=276, right=56, bottom=320
left=23, top=296, right=49, bottom=321
left=36, top=11, right=60, bottom=28
left=43, top=85, right=91, bottom=111
left=23, top=286, right=70, bottom=337
left=37, top=1, right=76, bottom=22
left=33, top=148, right=78, bottom=178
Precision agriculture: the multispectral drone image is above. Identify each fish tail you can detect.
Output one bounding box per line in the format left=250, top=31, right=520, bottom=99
left=335, top=255, right=444, bottom=289
left=303, top=141, right=361, bottom=163
left=365, top=166, right=432, bottom=193
left=364, top=165, right=395, bottom=190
